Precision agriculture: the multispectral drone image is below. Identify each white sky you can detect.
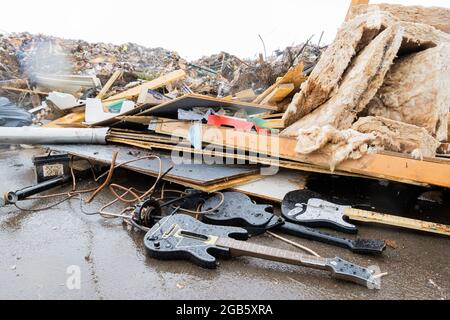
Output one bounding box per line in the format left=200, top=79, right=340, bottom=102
left=1, top=0, right=450, bottom=60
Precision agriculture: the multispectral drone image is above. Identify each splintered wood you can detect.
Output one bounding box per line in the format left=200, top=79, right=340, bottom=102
left=253, top=63, right=305, bottom=105
left=103, top=69, right=186, bottom=102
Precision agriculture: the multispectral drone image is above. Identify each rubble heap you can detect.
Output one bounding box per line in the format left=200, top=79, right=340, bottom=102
left=0, top=32, right=323, bottom=104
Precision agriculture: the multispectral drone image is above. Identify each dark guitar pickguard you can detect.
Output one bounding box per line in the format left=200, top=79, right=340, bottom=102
left=144, top=214, right=248, bottom=269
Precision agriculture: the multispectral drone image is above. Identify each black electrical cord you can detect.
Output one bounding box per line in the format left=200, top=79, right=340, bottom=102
left=13, top=195, right=74, bottom=212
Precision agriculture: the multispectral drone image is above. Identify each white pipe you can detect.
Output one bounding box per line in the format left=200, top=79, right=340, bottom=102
left=0, top=127, right=109, bottom=145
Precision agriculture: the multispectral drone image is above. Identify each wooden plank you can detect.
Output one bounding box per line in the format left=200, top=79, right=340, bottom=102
left=103, top=70, right=186, bottom=102
left=107, top=137, right=365, bottom=179
left=43, top=112, right=87, bottom=128
left=0, top=86, right=49, bottom=96
left=96, top=70, right=123, bottom=100
left=261, top=83, right=295, bottom=106
left=345, top=0, right=370, bottom=21
left=115, top=115, right=155, bottom=125
left=264, top=119, right=285, bottom=129
left=346, top=208, right=450, bottom=236
left=259, top=113, right=285, bottom=120
left=154, top=120, right=450, bottom=188
left=234, top=89, right=257, bottom=102
left=232, top=169, right=309, bottom=203
left=253, top=64, right=305, bottom=104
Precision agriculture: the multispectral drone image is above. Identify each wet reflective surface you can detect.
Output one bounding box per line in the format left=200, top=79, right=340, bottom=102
left=0, top=148, right=449, bottom=300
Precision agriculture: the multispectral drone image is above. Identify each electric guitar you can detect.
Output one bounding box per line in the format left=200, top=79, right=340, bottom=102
left=144, top=214, right=381, bottom=288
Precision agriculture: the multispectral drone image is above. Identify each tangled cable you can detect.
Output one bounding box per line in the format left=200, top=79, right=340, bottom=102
left=13, top=151, right=225, bottom=232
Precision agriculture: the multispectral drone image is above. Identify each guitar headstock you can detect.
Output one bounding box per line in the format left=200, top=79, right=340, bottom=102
left=326, top=257, right=380, bottom=289
left=144, top=214, right=248, bottom=269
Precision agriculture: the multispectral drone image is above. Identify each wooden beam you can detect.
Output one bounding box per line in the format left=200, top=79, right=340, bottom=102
left=107, top=137, right=365, bottom=179
left=104, top=69, right=186, bottom=102
left=345, top=0, right=370, bottom=21
left=44, top=112, right=86, bottom=128
left=261, top=83, right=295, bottom=106
left=0, top=86, right=49, bottom=96
left=234, top=89, right=257, bottom=102
left=154, top=120, right=450, bottom=188
left=253, top=63, right=305, bottom=104
left=96, top=70, right=123, bottom=100
left=346, top=208, right=450, bottom=236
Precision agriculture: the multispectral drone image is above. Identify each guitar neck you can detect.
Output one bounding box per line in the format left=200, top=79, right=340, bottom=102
left=216, top=237, right=329, bottom=271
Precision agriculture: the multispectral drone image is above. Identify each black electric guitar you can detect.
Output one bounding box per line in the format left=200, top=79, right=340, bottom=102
left=144, top=214, right=381, bottom=288
left=201, top=192, right=386, bottom=254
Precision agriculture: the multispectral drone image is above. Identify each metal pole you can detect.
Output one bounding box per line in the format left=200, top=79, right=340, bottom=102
left=0, top=127, right=109, bottom=145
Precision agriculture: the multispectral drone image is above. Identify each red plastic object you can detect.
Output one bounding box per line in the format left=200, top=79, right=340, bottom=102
left=207, top=114, right=271, bottom=135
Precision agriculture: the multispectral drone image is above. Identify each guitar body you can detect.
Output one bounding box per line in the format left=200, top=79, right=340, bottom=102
left=202, top=192, right=283, bottom=235
left=144, top=214, right=248, bottom=269
left=143, top=215, right=381, bottom=288
left=202, top=192, right=386, bottom=254
left=282, top=190, right=358, bottom=233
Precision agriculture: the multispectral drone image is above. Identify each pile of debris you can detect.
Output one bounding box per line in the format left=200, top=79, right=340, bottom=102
left=0, top=32, right=323, bottom=107
left=0, top=32, right=183, bottom=81
left=1, top=2, right=450, bottom=291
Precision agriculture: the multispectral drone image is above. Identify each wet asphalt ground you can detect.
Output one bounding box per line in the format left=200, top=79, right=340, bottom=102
left=0, top=148, right=449, bottom=300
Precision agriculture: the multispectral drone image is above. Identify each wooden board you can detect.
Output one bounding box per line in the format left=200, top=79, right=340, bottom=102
left=114, top=116, right=155, bottom=125
left=345, top=0, right=370, bottom=21
left=103, top=70, right=186, bottom=102
left=44, top=112, right=87, bottom=128
left=232, top=169, right=309, bottom=202
left=154, top=120, right=450, bottom=188
left=46, top=144, right=261, bottom=187
left=234, top=89, right=257, bottom=102
left=261, top=83, right=295, bottom=106
left=137, top=93, right=278, bottom=118
left=96, top=70, right=123, bottom=100
left=107, top=135, right=371, bottom=180
left=253, top=63, right=305, bottom=104
left=87, top=72, right=187, bottom=128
